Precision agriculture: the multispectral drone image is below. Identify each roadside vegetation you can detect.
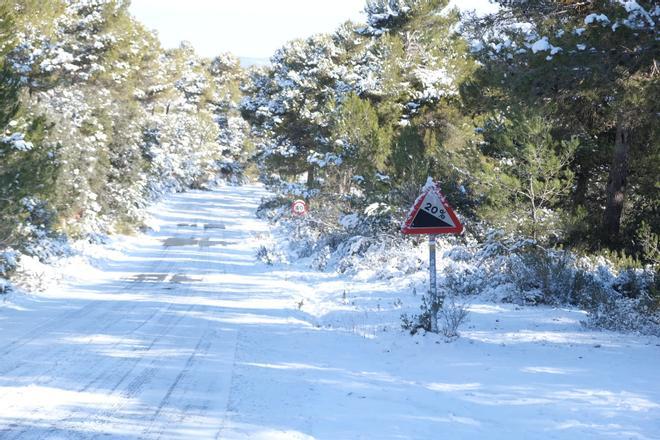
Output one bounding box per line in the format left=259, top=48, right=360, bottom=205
left=1, top=0, right=657, bottom=334
left=245, top=0, right=658, bottom=335
left=0, top=0, right=251, bottom=288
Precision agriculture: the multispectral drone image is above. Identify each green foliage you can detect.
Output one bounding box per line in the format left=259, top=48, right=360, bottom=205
left=465, top=0, right=659, bottom=249
left=636, top=222, right=659, bottom=267
left=478, top=112, right=578, bottom=241
left=330, top=93, right=393, bottom=193
left=597, top=248, right=644, bottom=272
left=400, top=294, right=435, bottom=335
left=0, top=4, right=19, bottom=128
left=239, top=0, right=659, bottom=330
left=0, top=10, right=52, bottom=246
left=0, top=115, right=58, bottom=246
left=0, top=1, right=251, bottom=253
left=0, top=65, right=18, bottom=128
left=388, top=125, right=432, bottom=207
left=401, top=291, right=469, bottom=338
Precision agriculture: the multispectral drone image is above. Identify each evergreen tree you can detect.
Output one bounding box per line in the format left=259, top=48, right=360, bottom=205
left=479, top=112, right=579, bottom=241
left=330, top=92, right=393, bottom=194
left=2, top=0, right=249, bottom=248
left=465, top=0, right=659, bottom=248
left=242, top=35, right=345, bottom=187
left=0, top=3, right=19, bottom=129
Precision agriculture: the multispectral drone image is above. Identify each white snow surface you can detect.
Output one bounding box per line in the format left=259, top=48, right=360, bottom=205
left=1, top=184, right=659, bottom=439
left=585, top=13, right=611, bottom=25
left=1, top=132, right=33, bottom=151
left=530, top=37, right=561, bottom=54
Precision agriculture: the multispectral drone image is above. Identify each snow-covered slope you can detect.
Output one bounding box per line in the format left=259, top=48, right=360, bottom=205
left=1, top=184, right=658, bottom=439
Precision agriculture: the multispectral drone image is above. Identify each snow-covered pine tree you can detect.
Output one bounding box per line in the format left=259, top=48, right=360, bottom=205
left=465, top=0, right=659, bottom=248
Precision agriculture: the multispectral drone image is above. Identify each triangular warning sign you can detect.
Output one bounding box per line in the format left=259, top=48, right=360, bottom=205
left=402, top=180, right=463, bottom=235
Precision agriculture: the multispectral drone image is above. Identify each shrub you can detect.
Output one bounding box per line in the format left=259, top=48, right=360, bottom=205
left=256, top=245, right=284, bottom=265
left=443, top=266, right=484, bottom=297
left=401, top=291, right=470, bottom=338
left=509, top=247, right=576, bottom=305
left=439, top=294, right=470, bottom=339
left=401, top=294, right=434, bottom=335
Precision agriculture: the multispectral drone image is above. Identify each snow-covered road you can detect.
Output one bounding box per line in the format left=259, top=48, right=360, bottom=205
left=1, top=184, right=659, bottom=439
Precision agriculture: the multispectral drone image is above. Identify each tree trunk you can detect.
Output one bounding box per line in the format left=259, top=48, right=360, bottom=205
left=529, top=176, right=538, bottom=241
left=603, top=122, right=630, bottom=243
left=573, top=162, right=589, bottom=208
left=339, top=167, right=355, bottom=194
left=306, top=165, right=315, bottom=188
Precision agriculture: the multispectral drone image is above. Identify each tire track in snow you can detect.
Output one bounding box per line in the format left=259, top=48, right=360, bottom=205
left=25, top=236, right=219, bottom=439
left=214, top=321, right=249, bottom=440
left=1, top=253, right=178, bottom=440
left=2, top=188, right=262, bottom=439
left=2, top=226, right=211, bottom=439
left=33, top=296, right=198, bottom=435
left=0, top=301, right=100, bottom=356
left=0, top=241, right=174, bottom=356
left=0, top=247, right=173, bottom=376
left=139, top=324, right=215, bottom=440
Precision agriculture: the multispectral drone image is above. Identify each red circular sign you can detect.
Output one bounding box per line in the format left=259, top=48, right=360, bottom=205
left=291, top=199, right=307, bottom=216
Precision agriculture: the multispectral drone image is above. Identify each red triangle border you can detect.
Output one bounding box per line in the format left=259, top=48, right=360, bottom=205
left=401, top=183, right=464, bottom=235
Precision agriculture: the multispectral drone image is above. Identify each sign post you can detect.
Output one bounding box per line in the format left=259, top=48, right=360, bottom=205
left=428, top=234, right=438, bottom=332
left=291, top=199, right=308, bottom=217
left=291, top=199, right=308, bottom=240
left=401, top=178, right=463, bottom=332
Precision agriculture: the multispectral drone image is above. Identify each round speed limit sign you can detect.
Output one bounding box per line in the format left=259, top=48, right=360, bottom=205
left=291, top=199, right=308, bottom=216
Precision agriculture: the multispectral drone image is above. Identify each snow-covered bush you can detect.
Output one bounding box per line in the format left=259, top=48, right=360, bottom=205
left=473, top=231, right=660, bottom=334
left=439, top=293, right=470, bottom=339
left=577, top=266, right=659, bottom=335
left=256, top=244, right=286, bottom=265
left=259, top=176, right=659, bottom=336
left=256, top=189, right=427, bottom=279
left=215, top=160, right=247, bottom=185
left=401, top=294, right=435, bottom=335
left=439, top=270, right=480, bottom=306
left=582, top=273, right=660, bottom=335
left=0, top=277, right=10, bottom=294
left=401, top=291, right=470, bottom=337
left=507, top=247, right=576, bottom=305
left=0, top=248, right=18, bottom=293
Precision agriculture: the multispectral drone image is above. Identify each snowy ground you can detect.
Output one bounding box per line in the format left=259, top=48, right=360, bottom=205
left=1, top=184, right=659, bottom=440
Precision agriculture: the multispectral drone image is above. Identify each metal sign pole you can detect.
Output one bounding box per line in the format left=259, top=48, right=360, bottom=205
left=429, top=234, right=438, bottom=332
left=402, top=180, right=463, bottom=333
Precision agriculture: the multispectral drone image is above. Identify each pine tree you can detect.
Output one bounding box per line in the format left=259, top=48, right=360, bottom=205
left=242, top=35, right=345, bottom=187
left=0, top=3, right=19, bottom=128
left=479, top=112, right=579, bottom=241
left=2, top=0, right=246, bottom=245
left=331, top=92, right=393, bottom=193
left=0, top=76, right=60, bottom=244
left=465, top=0, right=659, bottom=248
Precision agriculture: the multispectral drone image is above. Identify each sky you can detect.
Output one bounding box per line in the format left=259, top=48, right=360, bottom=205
left=128, top=0, right=498, bottom=61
